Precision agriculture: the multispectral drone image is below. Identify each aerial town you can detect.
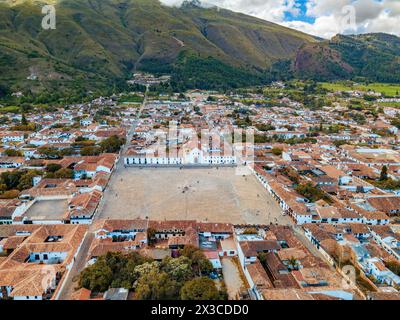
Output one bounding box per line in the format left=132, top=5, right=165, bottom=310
left=0, top=78, right=399, bottom=301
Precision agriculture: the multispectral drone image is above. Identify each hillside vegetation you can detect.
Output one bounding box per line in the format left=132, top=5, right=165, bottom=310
left=294, top=33, right=400, bottom=83
left=0, top=0, right=315, bottom=97
left=2, top=0, right=400, bottom=100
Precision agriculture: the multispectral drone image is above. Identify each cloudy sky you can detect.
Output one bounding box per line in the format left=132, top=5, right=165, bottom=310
left=160, top=0, right=400, bottom=39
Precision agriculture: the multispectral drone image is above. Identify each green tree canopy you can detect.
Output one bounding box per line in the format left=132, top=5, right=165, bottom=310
left=4, top=149, right=23, bottom=157
left=99, top=135, right=126, bottom=153
left=295, top=182, right=332, bottom=203
left=79, top=259, right=113, bottom=293
left=160, top=256, right=194, bottom=282
left=180, top=277, right=224, bottom=300
left=46, top=163, right=62, bottom=173
left=135, top=270, right=179, bottom=300
left=380, top=165, right=388, bottom=181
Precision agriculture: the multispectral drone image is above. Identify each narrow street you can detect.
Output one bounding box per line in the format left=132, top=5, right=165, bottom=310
left=57, top=232, right=95, bottom=300
left=119, top=84, right=149, bottom=169
left=56, top=86, right=150, bottom=300
left=292, top=226, right=336, bottom=271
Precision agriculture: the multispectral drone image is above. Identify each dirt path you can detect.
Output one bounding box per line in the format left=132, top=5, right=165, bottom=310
left=221, top=257, right=246, bottom=300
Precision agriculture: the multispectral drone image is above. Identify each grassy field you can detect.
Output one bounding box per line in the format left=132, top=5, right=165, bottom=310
left=320, top=82, right=400, bottom=96
left=0, top=106, right=20, bottom=113
left=118, top=94, right=144, bottom=104
left=376, top=101, right=400, bottom=108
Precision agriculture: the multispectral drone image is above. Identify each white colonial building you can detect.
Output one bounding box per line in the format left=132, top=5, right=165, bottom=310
left=125, top=140, right=237, bottom=166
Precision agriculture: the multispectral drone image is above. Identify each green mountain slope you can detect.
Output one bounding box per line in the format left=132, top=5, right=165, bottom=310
left=294, top=33, right=400, bottom=82
left=0, top=0, right=316, bottom=95
left=3, top=0, right=399, bottom=98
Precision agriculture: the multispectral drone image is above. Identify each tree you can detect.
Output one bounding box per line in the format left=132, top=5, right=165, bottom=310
left=46, top=163, right=62, bottom=173
left=0, top=189, right=20, bottom=199
left=295, top=182, right=331, bottom=203
left=53, top=168, right=73, bottom=179
left=79, top=252, right=150, bottom=292
left=385, top=260, right=400, bottom=276
left=79, top=259, right=113, bottom=293
left=75, top=136, right=88, bottom=142
left=99, top=135, right=126, bottom=153
left=114, top=257, right=150, bottom=289
left=256, top=123, right=275, bottom=132
left=271, top=147, right=283, bottom=156
left=179, top=245, right=199, bottom=259
left=78, top=250, right=220, bottom=299
left=370, top=177, right=400, bottom=191
left=287, top=257, right=300, bottom=270
left=391, top=116, right=400, bottom=129
left=73, top=139, right=96, bottom=148
left=258, top=252, right=268, bottom=268
left=380, top=165, right=388, bottom=181
left=0, top=116, right=9, bottom=125
left=279, top=167, right=300, bottom=185
left=4, top=149, right=22, bottom=157
left=0, top=184, right=7, bottom=193
left=11, top=122, right=37, bottom=132
left=0, top=83, right=10, bottom=98
left=60, top=148, right=75, bottom=157
left=178, top=245, right=213, bottom=276
left=135, top=270, right=179, bottom=300
left=17, top=171, right=39, bottom=191
left=160, top=256, right=194, bottom=282
left=21, top=113, right=28, bottom=126
left=147, top=228, right=157, bottom=245
left=134, top=261, right=160, bottom=279
left=38, top=147, right=61, bottom=159
left=81, top=146, right=101, bottom=156
left=197, top=257, right=213, bottom=275
left=0, top=171, right=24, bottom=190
left=180, top=277, right=224, bottom=300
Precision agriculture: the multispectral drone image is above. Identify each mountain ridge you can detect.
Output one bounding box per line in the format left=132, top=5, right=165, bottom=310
left=0, top=0, right=316, bottom=95
left=1, top=0, right=400, bottom=99
left=294, top=32, right=400, bottom=83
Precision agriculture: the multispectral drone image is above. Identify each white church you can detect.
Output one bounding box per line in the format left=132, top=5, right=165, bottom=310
left=124, top=138, right=237, bottom=166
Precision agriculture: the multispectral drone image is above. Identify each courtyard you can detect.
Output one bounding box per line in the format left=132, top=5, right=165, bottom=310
left=23, top=199, right=69, bottom=221
left=97, top=167, right=291, bottom=225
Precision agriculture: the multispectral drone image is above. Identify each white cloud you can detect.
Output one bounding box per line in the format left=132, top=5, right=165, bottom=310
left=159, top=0, right=400, bottom=39
left=282, top=15, right=340, bottom=39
